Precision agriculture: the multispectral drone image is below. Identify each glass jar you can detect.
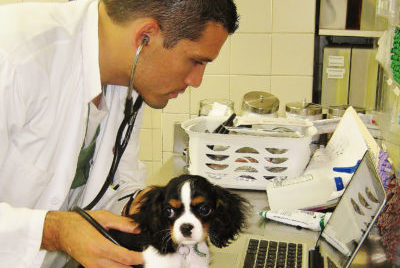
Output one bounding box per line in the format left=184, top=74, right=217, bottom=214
left=327, top=105, right=366, bottom=119
left=198, top=98, right=234, bottom=117
left=285, top=102, right=323, bottom=121
left=241, top=91, right=279, bottom=118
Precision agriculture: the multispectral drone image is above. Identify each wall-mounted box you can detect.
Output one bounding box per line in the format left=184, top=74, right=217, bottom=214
left=321, top=47, right=351, bottom=107
left=360, top=0, right=388, bottom=31
left=349, top=48, right=379, bottom=110
left=319, top=0, right=348, bottom=30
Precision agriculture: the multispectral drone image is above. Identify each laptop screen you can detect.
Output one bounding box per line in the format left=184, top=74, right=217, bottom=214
left=316, top=151, right=387, bottom=268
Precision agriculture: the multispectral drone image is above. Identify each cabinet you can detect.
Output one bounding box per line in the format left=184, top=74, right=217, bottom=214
left=312, top=1, right=385, bottom=109
left=313, top=1, right=400, bottom=266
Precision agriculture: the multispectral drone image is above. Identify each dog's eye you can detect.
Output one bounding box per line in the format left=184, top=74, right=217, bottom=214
left=198, top=204, right=212, bottom=217
left=165, top=207, right=175, bottom=218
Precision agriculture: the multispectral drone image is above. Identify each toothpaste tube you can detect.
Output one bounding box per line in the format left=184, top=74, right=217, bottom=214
left=258, top=209, right=332, bottom=231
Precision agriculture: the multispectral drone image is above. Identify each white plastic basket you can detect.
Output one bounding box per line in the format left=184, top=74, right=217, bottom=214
left=181, top=116, right=317, bottom=190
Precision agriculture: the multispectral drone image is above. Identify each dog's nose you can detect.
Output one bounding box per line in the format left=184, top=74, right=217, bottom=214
left=180, top=223, right=194, bottom=237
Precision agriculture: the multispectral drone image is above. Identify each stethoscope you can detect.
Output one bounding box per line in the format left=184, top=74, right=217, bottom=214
left=71, top=37, right=149, bottom=265
left=72, top=37, right=149, bottom=268
left=83, top=35, right=149, bottom=210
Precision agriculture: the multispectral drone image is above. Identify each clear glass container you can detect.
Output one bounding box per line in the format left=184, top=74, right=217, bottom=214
left=241, top=91, right=279, bottom=118
left=198, top=99, right=234, bottom=117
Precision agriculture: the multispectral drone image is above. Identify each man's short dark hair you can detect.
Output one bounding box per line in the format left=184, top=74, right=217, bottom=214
left=102, top=0, right=239, bottom=48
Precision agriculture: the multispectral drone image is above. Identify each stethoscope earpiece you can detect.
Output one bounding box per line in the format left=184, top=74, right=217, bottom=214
left=142, top=35, right=149, bottom=45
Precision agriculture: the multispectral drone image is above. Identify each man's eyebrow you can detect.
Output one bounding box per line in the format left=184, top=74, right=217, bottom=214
left=196, top=56, right=214, bottom=63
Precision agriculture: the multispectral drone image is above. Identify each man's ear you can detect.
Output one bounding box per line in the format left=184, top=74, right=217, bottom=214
left=133, top=19, right=160, bottom=48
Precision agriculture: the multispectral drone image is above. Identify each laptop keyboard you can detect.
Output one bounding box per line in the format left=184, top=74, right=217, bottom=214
left=243, top=238, right=303, bottom=268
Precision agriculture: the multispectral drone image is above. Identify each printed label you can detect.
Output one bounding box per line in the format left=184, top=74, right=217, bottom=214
left=327, top=68, right=345, bottom=79
left=328, top=56, right=345, bottom=67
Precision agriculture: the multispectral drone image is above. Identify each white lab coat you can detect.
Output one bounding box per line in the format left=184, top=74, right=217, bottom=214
left=0, top=0, right=146, bottom=267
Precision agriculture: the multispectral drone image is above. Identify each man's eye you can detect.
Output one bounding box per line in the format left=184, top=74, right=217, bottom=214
left=198, top=204, right=212, bottom=217
left=165, top=207, right=175, bottom=218
left=193, top=60, right=205, bottom=65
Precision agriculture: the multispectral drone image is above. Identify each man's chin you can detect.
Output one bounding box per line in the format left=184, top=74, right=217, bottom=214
left=143, top=98, right=168, bottom=109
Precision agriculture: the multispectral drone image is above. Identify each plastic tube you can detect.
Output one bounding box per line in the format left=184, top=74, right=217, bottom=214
left=259, top=209, right=332, bottom=231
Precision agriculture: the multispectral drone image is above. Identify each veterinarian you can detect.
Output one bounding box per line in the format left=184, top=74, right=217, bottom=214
left=0, top=0, right=239, bottom=267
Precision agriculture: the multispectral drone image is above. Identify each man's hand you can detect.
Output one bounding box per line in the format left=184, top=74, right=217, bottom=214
left=41, top=210, right=143, bottom=267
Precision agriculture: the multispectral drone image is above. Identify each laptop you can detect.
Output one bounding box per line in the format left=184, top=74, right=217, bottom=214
left=210, top=150, right=387, bottom=268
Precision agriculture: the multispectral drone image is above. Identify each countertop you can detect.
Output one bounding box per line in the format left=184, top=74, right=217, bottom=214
left=147, top=155, right=391, bottom=268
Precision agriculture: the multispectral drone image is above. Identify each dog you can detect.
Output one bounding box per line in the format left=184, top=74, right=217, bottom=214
left=110, top=174, right=249, bottom=268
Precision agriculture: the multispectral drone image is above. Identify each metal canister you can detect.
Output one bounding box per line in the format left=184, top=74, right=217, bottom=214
left=285, top=102, right=323, bottom=121
left=327, top=105, right=366, bottom=119
left=241, top=91, right=279, bottom=117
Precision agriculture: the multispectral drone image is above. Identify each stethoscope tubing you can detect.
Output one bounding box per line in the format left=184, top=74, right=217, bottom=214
left=72, top=206, right=121, bottom=246
left=83, top=38, right=147, bottom=210
left=71, top=37, right=148, bottom=268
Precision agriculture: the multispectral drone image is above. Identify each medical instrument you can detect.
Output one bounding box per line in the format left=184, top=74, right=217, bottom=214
left=84, top=35, right=148, bottom=210
left=72, top=208, right=144, bottom=268
left=73, top=191, right=147, bottom=268
left=212, top=113, right=236, bottom=134
left=258, top=209, right=332, bottom=231
left=71, top=36, right=148, bottom=267
left=72, top=206, right=121, bottom=245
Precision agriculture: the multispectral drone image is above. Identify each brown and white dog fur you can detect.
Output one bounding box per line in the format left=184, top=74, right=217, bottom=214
left=110, top=174, right=249, bottom=268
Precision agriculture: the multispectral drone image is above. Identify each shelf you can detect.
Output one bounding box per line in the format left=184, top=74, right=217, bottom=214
left=319, top=29, right=384, bottom=38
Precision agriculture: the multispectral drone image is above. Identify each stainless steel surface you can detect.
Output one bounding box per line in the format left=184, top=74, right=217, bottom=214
left=328, top=105, right=366, bottom=119
left=241, top=91, right=279, bottom=115
left=147, top=155, right=390, bottom=267
left=286, top=102, right=323, bottom=116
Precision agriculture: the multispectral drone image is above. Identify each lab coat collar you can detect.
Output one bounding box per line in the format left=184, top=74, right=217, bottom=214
left=81, top=0, right=102, bottom=103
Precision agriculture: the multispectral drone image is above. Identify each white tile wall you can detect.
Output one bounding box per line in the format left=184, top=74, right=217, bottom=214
left=271, top=76, right=313, bottom=116
left=163, top=89, right=191, bottom=114
left=236, top=0, right=273, bottom=33
left=1, top=0, right=22, bottom=3
left=272, top=0, right=316, bottom=33
left=0, top=0, right=67, bottom=5
left=271, top=33, right=315, bottom=75
left=190, top=76, right=230, bottom=115
left=230, top=33, right=272, bottom=75
left=2, top=0, right=316, bottom=180
left=24, top=0, right=67, bottom=2
left=161, top=113, right=190, bottom=152
left=229, top=75, right=271, bottom=114
left=204, top=38, right=231, bottom=75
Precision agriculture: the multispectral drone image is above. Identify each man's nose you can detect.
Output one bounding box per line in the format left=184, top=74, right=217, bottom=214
left=184, top=64, right=206, bottom=88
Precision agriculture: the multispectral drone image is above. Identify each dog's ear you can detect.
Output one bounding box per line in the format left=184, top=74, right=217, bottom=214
left=109, top=187, right=166, bottom=252
left=209, top=186, right=249, bottom=248
left=129, top=186, right=165, bottom=232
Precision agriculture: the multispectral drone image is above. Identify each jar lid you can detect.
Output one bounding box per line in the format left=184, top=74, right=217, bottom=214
left=285, top=102, right=322, bottom=116
left=242, top=91, right=279, bottom=115
left=328, top=105, right=366, bottom=117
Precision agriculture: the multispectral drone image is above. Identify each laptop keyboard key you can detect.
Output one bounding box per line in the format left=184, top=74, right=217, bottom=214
left=297, top=244, right=303, bottom=267
left=243, top=253, right=256, bottom=268
left=242, top=238, right=303, bottom=268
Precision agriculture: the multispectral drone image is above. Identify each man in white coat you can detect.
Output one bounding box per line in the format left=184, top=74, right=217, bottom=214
left=0, top=0, right=238, bottom=267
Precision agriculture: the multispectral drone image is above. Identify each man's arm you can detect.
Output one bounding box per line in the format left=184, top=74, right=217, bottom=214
left=41, top=210, right=143, bottom=267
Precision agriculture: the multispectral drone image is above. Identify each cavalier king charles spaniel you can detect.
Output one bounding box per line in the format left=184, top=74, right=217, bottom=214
left=109, top=174, right=249, bottom=268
